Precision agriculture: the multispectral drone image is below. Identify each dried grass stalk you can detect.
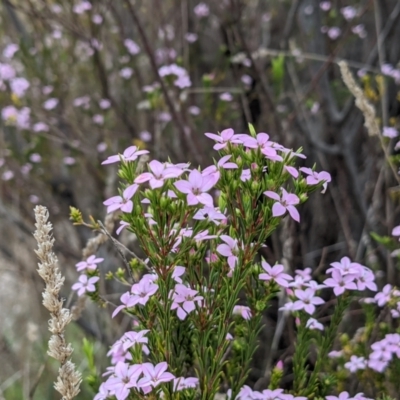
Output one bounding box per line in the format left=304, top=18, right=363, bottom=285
left=338, top=60, right=380, bottom=137
left=34, top=205, right=81, bottom=400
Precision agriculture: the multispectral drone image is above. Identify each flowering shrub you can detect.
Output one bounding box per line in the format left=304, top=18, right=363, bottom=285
left=54, top=125, right=387, bottom=400
left=1, top=0, right=400, bottom=399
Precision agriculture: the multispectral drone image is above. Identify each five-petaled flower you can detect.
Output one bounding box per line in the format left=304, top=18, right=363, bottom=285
left=264, top=188, right=300, bottom=222
left=103, top=184, right=139, bottom=213
left=300, top=167, right=331, bottom=193
left=137, top=362, right=175, bottom=394
left=174, top=169, right=218, bottom=206
left=75, top=254, right=104, bottom=272
left=259, top=261, right=293, bottom=288
left=323, top=269, right=357, bottom=296
left=72, top=274, right=99, bottom=296
left=171, top=284, right=203, bottom=320
left=241, top=132, right=283, bottom=162
left=205, top=128, right=241, bottom=150
left=104, top=362, right=142, bottom=400
left=134, top=160, right=184, bottom=189
left=293, top=288, right=324, bottom=314
left=102, top=146, right=149, bottom=165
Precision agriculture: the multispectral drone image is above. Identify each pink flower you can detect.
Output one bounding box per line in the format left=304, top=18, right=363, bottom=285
left=173, top=377, right=199, bottom=391
left=94, top=382, right=109, bottom=400
left=320, top=1, right=331, bottom=11
left=3, top=43, right=19, bottom=59
left=368, top=338, right=393, bottom=372
left=264, top=188, right=300, bottom=222
left=220, top=92, right=233, bottom=102
left=102, top=146, right=149, bottom=165
left=171, top=284, right=203, bottom=320
left=185, top=33, right=198, bottom=43
left=284, top=165, right=299, bottom=178
left=116, top=221, right=130, bottom=235
left=327, top=256, right=360, bottom=275
left=93, top=114, right=104, bottom=125
left=344, top=355, right=366, bottom=373
left=193, top=3, right=209, bottom=18
left=43, top=98, right=59, bottom=110
left=174, top=169, right=218, bottom=206
left=324, top=269, right=357, bottom=296
left=193, top=206, right=226, bottom=225
left=241, top=169, right=251, bottom=182
left=326, top=392, right=352, bottom=400
left=72, top=275, right=99, bottom=296
left=130, top=275, right=159, bottom=306
left=241, top=132, right=283, bottom=161
left=258, top=389, right=284, bottom=399
left=104, top=362, right=142, bottom=400
left=120, top=67, right=133, bottom=79
left=135, top=160, right=183, bottom=189
left=103, top=184, right=139, bottom=213
left=383, top=126, right=398, bottom=138
left=137, top=362, right=175, bottom=394
left=327, top=27, right=341, bottom=40
left=204, top=128, right=242, bottom=150
left=99, top=99, right=111, bottom=109
left=374, top=284, right=393, bottom=306
left=172, top=266, right=185, bottom=283
left=300, top=167, right=331, bottom=193
left=306, top=318, right=324, bottom=331
left=124, top=39, right=140, bottom=55
left=217, top=235, right=239, bottom=272
left=392, top=225, right=400, bottom=237
left=341, top=6, right=357, bottom=20
left=121, top=330, right=150, bottom=354
left=202, top=155, right=238, bottom=176
left=92, top=14, right=103, bottom=24
left=233, top=305, right=252, bottom=320
left=112, top=276, right=158, bottom=317
left=73, top=1, right=92, bottom=14
left=293, top=288, right=324, bottom=314
left=10, top=77, right=30, bottom=97
left=33, top=122, right=49, bottom=132
left=259, top=261, right=293, bottom=288
left=0, top=63, right=16, bottom=80
left=76, top=255, right=104, bottom=271
left=112, top=292, right=137, bottom=318
left=139, top=131, right=152, bottom=142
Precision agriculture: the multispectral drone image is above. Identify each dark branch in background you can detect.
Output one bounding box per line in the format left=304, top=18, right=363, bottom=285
left=365, top=0, right=400, bottom=67
left=124, top=0, right=203, bottom=164
left=3, top=0, right=30, bottom=44
left=91, top=48, right=138, bottom=137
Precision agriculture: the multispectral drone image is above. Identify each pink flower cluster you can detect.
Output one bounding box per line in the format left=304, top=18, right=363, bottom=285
left=367, top=333, right=400, bottom=372
left=95, top=361, right=175, bottom=400
left=276, top=257, right=376, bottom=317
left=230, top=385, right=372, bottom=400
left=229, top=386, right=307, bottom=399
left=324, top=257, right=377, bottom=296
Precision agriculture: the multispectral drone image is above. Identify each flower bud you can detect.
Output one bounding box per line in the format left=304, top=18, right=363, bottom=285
left=251, top=180, right=260, bottom=193
left=218, top=193, right=227, bottom=210
left=299, top=193, right=308, bottom=203
left=160, top=196, right=169, bottom=210
left=250, top=162, right=257, bottom=170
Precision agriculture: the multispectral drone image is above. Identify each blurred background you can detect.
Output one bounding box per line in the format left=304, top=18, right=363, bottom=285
left=1, top=0, right=400, bottom=398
